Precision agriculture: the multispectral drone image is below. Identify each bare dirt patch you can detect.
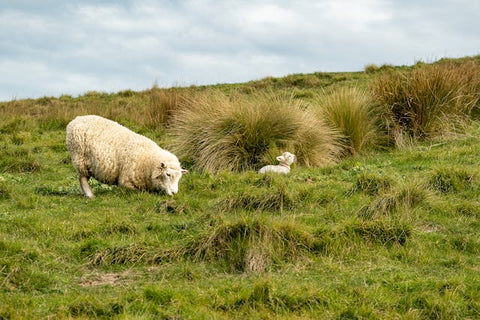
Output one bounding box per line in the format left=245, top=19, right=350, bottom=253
left=79, top=270, right=133, bottom=287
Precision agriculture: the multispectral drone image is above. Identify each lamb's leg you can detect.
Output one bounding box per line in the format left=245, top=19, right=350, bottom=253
left=79, top=176, right=95, bottom=198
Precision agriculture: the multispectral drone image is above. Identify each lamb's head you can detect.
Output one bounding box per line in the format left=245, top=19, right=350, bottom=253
left=277, top=152, right=296, bottom=166
left=151, top=162, right=188, bottom=196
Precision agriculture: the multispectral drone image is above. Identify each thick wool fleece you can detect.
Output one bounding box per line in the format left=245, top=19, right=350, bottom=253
left=258, top=152, right=296, bottom=174
left=66, top=115, right=183, bottom=195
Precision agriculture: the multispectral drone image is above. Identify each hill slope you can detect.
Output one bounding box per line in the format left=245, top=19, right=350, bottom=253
left=1, top=57, right=480, bottom=318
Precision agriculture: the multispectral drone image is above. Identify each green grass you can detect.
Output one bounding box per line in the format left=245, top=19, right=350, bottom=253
left=1, top=117, right=480, bottom=318
left=1, top=56, right=480, bottom=318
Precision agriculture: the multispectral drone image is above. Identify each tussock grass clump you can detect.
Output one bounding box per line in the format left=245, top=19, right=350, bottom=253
left=358, top=194, right=398, bottom=219
left=372, top=62, right=480, bottom=146
left=312, top=87, right=383, bottom=155
left=189, top=218, right=319, bottom=272
left=144, top=87, right=183, bottom=127
left=218, top=185, right=296, bottom=212
left=79, top=242, right=178, bottom=266
left=168, top=91, right=341, bottom=173
left=351, top=172, right=393, bottom=196
left=395, top=182, right=429, bottom=208
left=428, top=167, right=475, bottom=193
left=359, top=181, right=429, bottom=219
left=345, top=220, right=411, bottom=246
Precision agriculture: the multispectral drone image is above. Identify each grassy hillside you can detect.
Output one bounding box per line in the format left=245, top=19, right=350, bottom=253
left=1, top=57, right=480, bottom=318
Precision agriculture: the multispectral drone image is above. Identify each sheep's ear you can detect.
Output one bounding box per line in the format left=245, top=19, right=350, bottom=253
left=276, top=156, right=284, bottom=162
left=160, top=162, right=166, bottom=169
left=181, top=168, right=188, bottom=174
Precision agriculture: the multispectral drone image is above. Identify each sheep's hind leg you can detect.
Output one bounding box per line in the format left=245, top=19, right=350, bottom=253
left=79, top=176, right=95, bottom=198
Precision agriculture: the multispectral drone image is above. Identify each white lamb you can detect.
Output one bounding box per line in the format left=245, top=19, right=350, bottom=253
left=258, top=152, right=296, bottom=174
left=66, top=115, right=187, bottom=198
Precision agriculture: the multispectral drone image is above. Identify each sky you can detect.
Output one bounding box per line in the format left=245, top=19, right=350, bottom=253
left=1, top=0, right=479, bottom=101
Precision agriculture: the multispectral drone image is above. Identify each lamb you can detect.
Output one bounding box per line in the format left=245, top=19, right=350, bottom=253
left=66, top=115, right=187, bottom=198
left=258, top=152, right=296, bottom=174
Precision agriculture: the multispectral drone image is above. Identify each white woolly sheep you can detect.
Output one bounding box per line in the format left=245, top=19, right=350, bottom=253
left=258, top=152, right=296, bottom=174
left=66, top=115, right=187, bottom=198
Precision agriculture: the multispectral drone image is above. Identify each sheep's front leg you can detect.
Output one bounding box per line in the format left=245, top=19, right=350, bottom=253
left=79, top=176, right=95, bottom=198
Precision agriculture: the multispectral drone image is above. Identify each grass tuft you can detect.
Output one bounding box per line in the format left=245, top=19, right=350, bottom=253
left=428, top=167, right=475, bottom=193
left=351, top=172, right=393, bottom=196
left=359, top=181, right=429, bottom=219
left=168, top=91, right=341, bottom=172
left=346, top=220, right=411, bottom=246
left=81, top=242, right=180, bottom=266
left=188, top=218, right=319, bottom=272
left=372, top=61, right=480, bottom=145
left=218, top=186, right=295, bottom=213
left=145, top=87, right=183, bottom=127
left=87, top=243, right=148, bottom=266
left=312, top=87, right=383, bottom=155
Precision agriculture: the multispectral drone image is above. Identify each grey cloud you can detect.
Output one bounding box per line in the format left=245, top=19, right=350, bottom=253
left=1, top=0, right=479, bottom=101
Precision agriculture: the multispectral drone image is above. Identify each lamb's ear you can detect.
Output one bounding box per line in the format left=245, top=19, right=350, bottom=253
left=181, top=168, right=188, bottom=174
left=276, top=156, right=284, bottom=162
left=160, top=162, right=167, bottom=170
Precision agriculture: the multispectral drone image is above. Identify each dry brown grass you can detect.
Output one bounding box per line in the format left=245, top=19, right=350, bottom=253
left=371, top=61, right=480, bottom=146
left=311, top=87, right=383, bottom=155
left=168, top=90, right=342, bottom=173
left=0, top=86, right=195, bottom=130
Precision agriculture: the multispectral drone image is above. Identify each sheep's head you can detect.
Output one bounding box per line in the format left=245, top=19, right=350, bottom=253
left=151, top=162, right=188, bottom=195
left=277, top=152, right=296, bottom=166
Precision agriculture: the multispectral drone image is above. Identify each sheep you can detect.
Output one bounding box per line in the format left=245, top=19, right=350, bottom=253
left=258, top=152, right=296, bottom=174
left=66, top=115, right=187, bottom=198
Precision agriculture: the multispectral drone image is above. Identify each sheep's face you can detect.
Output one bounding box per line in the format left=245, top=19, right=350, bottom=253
left=151, top=163, right=187, bottom=195
left=276, top=152, right=296, bottom=166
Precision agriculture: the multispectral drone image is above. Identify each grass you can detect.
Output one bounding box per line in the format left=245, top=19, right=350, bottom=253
left=371, top=60, right=480, bottom=146
left=1, top=56, right=480, bottom=318
left=168, top=91, right=341, bottom=172
left=311, top=87, right=383, bottom=155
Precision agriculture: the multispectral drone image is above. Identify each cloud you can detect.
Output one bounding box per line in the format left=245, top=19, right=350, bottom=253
left=0, top=0, right=479, bottom=101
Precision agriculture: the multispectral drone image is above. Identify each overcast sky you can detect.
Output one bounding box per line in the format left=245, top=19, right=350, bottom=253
left=1, top=0, right=479, bottom=101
